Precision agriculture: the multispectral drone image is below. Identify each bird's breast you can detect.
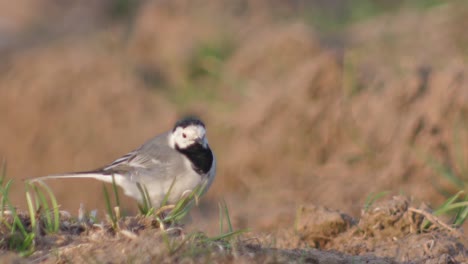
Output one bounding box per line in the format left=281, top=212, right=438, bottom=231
left=175, top=144, right=214, bottom=175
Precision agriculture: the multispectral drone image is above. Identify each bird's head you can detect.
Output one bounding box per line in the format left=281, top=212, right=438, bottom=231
left=170, top=116, right=208, bottom=150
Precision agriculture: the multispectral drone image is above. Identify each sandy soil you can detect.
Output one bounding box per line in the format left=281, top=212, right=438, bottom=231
left=0, top=0, right=467, bottom=263
left=0, top=195, right=465, bottom=263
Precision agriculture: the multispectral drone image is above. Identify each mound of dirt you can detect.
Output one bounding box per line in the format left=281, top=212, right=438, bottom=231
left=205, top=2, right=468, bottom=236
left=273, top=196, right=467, bottom=263
left=0, top=196, right=459, bottom=263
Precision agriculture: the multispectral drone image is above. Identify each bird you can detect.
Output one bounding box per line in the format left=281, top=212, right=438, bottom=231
left=29, top=116, right=216, bottom=208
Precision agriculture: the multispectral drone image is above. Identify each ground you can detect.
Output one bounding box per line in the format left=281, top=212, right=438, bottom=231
left=0, top=0, right=467, bottom=263
left=0, top=195, right=465, bottom=263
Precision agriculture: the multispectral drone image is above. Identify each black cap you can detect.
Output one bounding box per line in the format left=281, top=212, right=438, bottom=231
left=173, top=116, right=205, bottom=131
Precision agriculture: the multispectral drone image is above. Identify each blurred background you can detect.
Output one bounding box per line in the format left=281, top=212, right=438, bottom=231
left=0, top=0, right=467, bottom=235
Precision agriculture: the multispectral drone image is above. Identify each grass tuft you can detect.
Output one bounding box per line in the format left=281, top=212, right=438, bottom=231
left=103, top=183, right=117, bottom=230
left=422, top=191, right=468, bottom=230
left=417, top=120, right=468, bottom=228
left=159, top=182, right=207, bottom=225
left=136, top=182, right=153, bottom=216
left=209, top=199, right=247, bottom=245
left=30, top=181, right=60, bottom=233
left=0, top=161, right=36, bottom=256
left=159, top=199, right=247, bottom=259
left=101, top=174, right=124, bottom=230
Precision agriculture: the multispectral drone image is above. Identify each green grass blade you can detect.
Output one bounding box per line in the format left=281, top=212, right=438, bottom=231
left=17, top=233, right=35, bottom=257
left=454, top=204, right=468, bottom=226
left=0, top=160, right=7, bottom=219
left=145, top=207, right=155, bottom=216
left=33, top=185, right=52, bottom=231
left=209, top=198, right=247, bottom=243
left=434, top=201, right=468, bottom=216
left=143, top=185, right=152, bottom=209
left=163, top=182, right=207, bottom=223
left=102, top=184, right=117, bottom=227
left=35, top=181, right=60, bottom=232
left=161, top=177, right=177, bottom=208
left=30, top=184, right=41, bottom=210
left=218, top=202, right=224, bottom=235
left=137, top=203, right=145, bottom=215
left=0, top=170, right=37, bottom=254
left=12, top=214, right=27, bottom=237
left=2, top=185, right=27, bottom=237
left=0, top=158, right=6, bottom=184
left=0, top=179, right=13, bottom=219
left=208, top=229, right=248, bottom=241
left=111, top=175, right=120, bottom=208
left=163, top=205, right=191, bottom=223
left=25, top=186, right=36, bottom=233
left=222, top=199, right=233, bottom=232
left=136, top=183, right=153, bottom=215
left=136, top=183, right=148, bottom=214
left=434, top=190, right=464, bottom=213
left=422, top=192, right=468, bottom=229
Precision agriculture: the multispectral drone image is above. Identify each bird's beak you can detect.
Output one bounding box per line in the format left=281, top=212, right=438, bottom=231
left=196, top=137, right=207, bottom=147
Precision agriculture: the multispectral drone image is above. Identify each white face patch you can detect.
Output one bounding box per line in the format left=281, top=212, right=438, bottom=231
left=170, top=124, right=208, bottom=149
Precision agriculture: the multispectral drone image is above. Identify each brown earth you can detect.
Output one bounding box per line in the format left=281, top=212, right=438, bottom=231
left=1, top=195, right=465, bottom=263
left=0, top=0, right=467, bottom=263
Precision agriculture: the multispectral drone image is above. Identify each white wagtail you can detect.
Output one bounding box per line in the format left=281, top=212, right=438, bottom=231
left=30, top=116, right=216, bottom=207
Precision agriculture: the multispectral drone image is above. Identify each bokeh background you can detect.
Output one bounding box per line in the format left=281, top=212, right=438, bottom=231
left=1, top=0, right=467, bottom=235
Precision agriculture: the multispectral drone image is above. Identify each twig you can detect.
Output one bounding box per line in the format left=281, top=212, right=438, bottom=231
left=408, top=207, right=460, bottom=235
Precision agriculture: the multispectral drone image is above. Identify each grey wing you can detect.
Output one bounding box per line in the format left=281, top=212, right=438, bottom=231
left=101, top=132, right=186, bottom=184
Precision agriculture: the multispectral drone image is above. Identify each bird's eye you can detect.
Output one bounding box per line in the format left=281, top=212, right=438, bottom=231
left=182, top=133, right=187, bottom=138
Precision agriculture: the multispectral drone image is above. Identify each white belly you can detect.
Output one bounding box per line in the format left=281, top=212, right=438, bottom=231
left=114, top=157, right=215, bottom=207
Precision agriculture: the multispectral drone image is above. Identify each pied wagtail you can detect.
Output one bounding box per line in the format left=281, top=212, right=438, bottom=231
left=30, top=116, right=216, bottom=207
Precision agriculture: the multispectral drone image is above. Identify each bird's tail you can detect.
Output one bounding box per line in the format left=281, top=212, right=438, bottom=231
left=27, top=171, right=114, bottom=184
